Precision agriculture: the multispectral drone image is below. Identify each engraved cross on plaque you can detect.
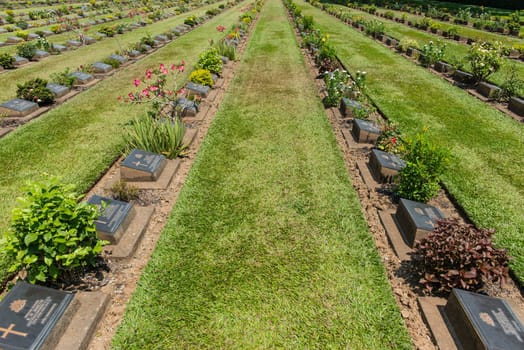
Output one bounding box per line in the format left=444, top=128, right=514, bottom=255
left=0, top=324, right=28, bottom=339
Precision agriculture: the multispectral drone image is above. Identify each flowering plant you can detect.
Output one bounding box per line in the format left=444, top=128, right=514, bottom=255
left=122, top=61, right=185, bottom=119
left=466, top=41, right=503, bottom=83
left=216, top=25, right=226, bottom=32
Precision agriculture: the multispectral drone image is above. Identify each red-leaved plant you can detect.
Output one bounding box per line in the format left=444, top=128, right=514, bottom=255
left=120, top=61, right=185, bottom=119
left=409, top=218, right=509, bottom=294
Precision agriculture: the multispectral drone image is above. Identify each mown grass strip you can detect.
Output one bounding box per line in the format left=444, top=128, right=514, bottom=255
left=0, top=1, right=227, bottom=101
left=328, top=4, right=524, bottom=96
left=296, top=0, right=524, bottom=284
left=0, top=1, right=247, bottom=284
left=112, top=0, right=411, bottom=348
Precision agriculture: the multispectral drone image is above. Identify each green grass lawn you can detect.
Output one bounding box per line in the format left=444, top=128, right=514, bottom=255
left=0, top=1, right=228, bottom=102
left=112, top=0, right=411, bottom=348
left=327, top=4, right=524, bottom=96
left=0, top=1, right=247, bottom=285
left=297, top=0, right=524, bottom=284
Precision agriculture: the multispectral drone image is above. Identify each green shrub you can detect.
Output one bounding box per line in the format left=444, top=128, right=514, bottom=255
left=419, top=40, right=446, bottom=68
left=396, top=130, right=450, bottom=202
left=323, top=69, right=351, bottom=108
left=189, top=68, right=214, bottom=87
left=197, top=47, right=223, bottom=74
left=111, top=180, right=139, bottom=202
left=124, top=116, right=187, bottom=159
left=410, top=219, right=509, bottom=294
left=16, top=42, right=37, bottom=60
left=184, top=15, right=197, bottom=26
left=98, top=25, right=116, bottom=37
left=140, top=35, right=155, bottom=46
left=15, top=30, right=29, bottom=40
left=467, top=41, right=504, bottom=83
left=364, top=19, right=384, bottom=37
left=17, top=78, right=55, bottom=106
left=50, top=68, right=76, bottom=88
left=499, top=62, right=524, bottom=102
left=0, top=53, right=16, bottom=69
left=0, top=177, right=104, bottom=284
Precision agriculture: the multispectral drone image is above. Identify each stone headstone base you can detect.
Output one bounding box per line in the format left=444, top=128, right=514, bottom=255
left=54, top=291, right=109, bottom=350
left=418, top=297, right=458, bottom=350
left=378, top=210, right=411, bottom=260
left=106, top=158, right=181, bottom=190
left=103, top=206, right=155, bottom=259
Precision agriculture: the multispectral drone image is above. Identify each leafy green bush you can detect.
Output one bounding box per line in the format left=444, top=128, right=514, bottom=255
left=124, top=116, right=187, bottom=159
left=15, top=30, right=29, bottom=40
left=99, top=25, right=116, bottom=37
left=396, top=130, right=450, bottom=203
left=189, top=68, right=214, bottom=87
left=50, top=68, right=76, bottom=88
left=467, top=41, right=504, bottom=83
left=197, top=47, right=223, bottom=74
left=499, top=62, right=524, bottom=102
left=419, top=40, right=446, bottom=68
left=184, top=15, right=197, bottom=26
left=16, top=42, right=37, bottom=60
left=140, top=35, right=155, bottom=47
left=364, top=19, right=384, bottom=37
left=0, top=53, right=16, bottom=69
left=0, top=177, right=104, bottom=284
left=111, top=180, right=139, bottom=202
left=17, top=78, right=55, bottom=106
left=410, top=219, right=509, bottom=294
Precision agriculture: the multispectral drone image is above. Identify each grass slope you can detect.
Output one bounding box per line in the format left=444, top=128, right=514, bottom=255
left=0, top=1, right=227, bottom=101
left=296, top=0, right=524, bottom=283
left=328, top=4, right=524, bottom=96
left=0, top=2, right=247, bottom=284
left=112, top=0, right=411, bottom=348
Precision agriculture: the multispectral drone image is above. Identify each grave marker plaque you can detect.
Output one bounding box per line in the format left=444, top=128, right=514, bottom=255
left=340, top=98, right=364, bottom=118
left=66, top=40, right=82, bottom=48
left=0, top=98, right=39, bottom=118
left=121, top=149, right=167, bottom=181
left=41, top=30, right=53, bottom=37
left=369, top=149, right=405, bottom=183
left=92, top=62, right=112, bottom=74
left=128, top=49, right=141, bottom=58
left=26, top=33, right=39, bottom=41
left=14, top=56, right=29, bottom=66
left=33, top=50, right=49, bottom=60
left=174, top=97, right=198, bottom=117
left=477, top=82, right=501, bottom=99
left=395, top=198, right=445, bottom=247
left=52, top=44, right=67, bottom=52
left=351, top=118, right=381, bottom=143
left=0, top=282, right=74, bottom=350
left=154, top=34, right=168, bottom=42
left=46, top=83, right=69, bottom=98
left=69, top=71, right=94, bottom=85
left=83, top=36, right=96, bottom=45
left=509, top=96, right=524, bottom=117
left=87, top=195, right=135, bottom=244
left=444, top=288, right=524, bottom=350
left=185, top=82, right=210, bottom=97
left=109, top=54, right=127, bottom=64
left=7, top=36, right=23, bottom=44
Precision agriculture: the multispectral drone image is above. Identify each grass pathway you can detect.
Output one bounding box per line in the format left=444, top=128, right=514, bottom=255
left=296, top=0, right=524, bottom=283
left=112, top=0, right=411, bottom=348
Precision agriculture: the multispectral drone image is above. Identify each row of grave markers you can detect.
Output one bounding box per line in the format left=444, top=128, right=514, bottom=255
left=0, top=18, right=247, bottom=346
left=340, top=95, right=524, bottom=349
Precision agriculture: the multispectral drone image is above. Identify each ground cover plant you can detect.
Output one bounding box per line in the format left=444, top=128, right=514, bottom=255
left=112, top=0, right=411, bottom=347
left=296, top=0, right=524, bottom=284
left=0, top=0, right=249, bottom=285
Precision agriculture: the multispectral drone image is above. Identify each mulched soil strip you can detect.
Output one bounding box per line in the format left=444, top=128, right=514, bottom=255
left=0, top=6, right=233, bottom=138
left=83, top=12, right=261, bottom=349
left=320, top=8, right=524, bottom=124
left=287, top=8, right=524, bottom=350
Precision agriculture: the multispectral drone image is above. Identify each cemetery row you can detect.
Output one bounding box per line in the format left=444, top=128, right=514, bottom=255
left=286, top=1, right=524, bottom=349
left=0, top=1, right=222, bottom=68
left=0, top=3, right=240, bottom=138
left=352, top=1, right=523, bottom=39
left=0, top=4, right=259, bottom=350
left=316, top=3, right=524, bottom=121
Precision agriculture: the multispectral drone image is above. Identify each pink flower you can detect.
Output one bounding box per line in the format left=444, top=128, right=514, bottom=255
left=159, top=63, right=165, bottom=70
left=145, top=69, right=152, bottom=79
left=133, top=79, right=141, bottom=87
left=170, top=64, right=176, bottom=71
left=177, top=88, right=186, bottom=95
left=149, top=85, right=159, bottom=92
left=178, top=65, right=184, bottom=72
left=128, top=92, right=135, bottom=100
left=216, top=25, right=225, bottom=32
left=161, top=68, right=168, bottom=75
left=167, top=90, right=174, bottom=95
left=141, top=89, right=150, bottom=97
